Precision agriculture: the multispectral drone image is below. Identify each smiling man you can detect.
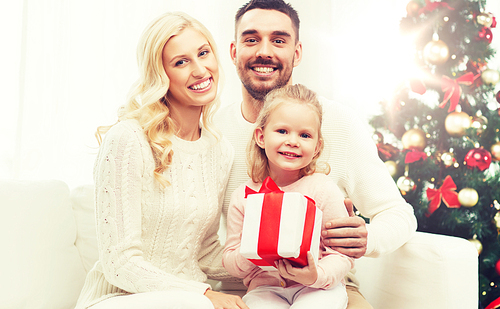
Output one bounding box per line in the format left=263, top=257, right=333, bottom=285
left=215, top=1, right=417, bottom=309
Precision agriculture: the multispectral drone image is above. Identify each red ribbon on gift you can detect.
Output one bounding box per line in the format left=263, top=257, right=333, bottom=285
left=439, top=73, right=474, bottom=112
left=425, top=175, right=460, bottom=216
left=405, top=148, right=428, bottom=164
left=245, top=177, right=316, bottom=268
left=418, top=0, right=454, bottom=15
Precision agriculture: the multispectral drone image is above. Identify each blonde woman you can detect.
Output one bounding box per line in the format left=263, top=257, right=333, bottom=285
left=223, top=84, right=353, bottom=309
left=75, top=12, right=248, bottom=309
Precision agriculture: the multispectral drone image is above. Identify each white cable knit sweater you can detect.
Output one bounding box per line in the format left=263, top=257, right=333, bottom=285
left=75, top=119, right=234, bottom=308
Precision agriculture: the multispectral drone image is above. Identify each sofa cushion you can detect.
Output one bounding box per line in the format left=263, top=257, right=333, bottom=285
left=0, top=180, right=86, bottom=309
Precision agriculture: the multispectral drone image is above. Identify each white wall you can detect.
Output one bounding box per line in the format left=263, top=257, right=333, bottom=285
left=1, top=0, right=499, bottom=188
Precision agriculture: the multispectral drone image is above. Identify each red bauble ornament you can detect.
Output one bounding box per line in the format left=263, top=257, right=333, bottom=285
left=496, top=90, right=500, bottom=104
left=496, top=259, right=500, bottom=276
left=486, top=296, right=500, bottom=309
left=464, top=148, right=492, bottom=171
left=478, top=27, right=493, bottom=43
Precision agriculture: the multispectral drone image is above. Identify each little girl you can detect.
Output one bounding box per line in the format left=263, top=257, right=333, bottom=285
left=222, top=84, right=354, bottom=309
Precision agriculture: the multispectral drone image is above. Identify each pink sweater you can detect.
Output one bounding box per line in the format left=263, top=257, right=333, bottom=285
left=223, top=173, right=354, bottom=291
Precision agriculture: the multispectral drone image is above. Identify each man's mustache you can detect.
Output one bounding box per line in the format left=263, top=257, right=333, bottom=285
left=247, top=59, right=283, bottom=69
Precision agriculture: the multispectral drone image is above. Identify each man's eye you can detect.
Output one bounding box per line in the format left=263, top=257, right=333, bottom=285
left=245, top=38, right=257, bottom=43
left=274, top=39, right=285, bottom=44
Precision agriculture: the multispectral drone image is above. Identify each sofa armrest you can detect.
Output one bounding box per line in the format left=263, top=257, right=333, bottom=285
left=354, top=231, right=478, bottom=309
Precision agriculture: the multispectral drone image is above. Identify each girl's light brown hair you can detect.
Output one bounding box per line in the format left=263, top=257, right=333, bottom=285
left=247, top=84, right=330, bottom=183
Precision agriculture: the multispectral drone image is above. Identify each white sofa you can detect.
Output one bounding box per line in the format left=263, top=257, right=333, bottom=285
left=0, top=179, right=479, bottom=309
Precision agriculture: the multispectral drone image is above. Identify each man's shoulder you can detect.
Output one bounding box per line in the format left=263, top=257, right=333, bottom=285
left=318, top=97, right=356, bottom=119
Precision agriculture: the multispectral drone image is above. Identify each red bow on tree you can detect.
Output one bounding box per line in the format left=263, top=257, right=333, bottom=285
left=440, top=72, right=475, bottom=112
left=405, top=148, right=428, bottom=164
left=425, top=175, right=461, bottom=216
left=409, top=78, right=427, bottom=95
left=418, top=0, right=454, bottom=14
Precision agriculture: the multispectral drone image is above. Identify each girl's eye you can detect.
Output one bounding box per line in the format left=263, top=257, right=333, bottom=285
left=300, top=133, right=311, bottom=138
left=277, top=129, right=286, bottom=134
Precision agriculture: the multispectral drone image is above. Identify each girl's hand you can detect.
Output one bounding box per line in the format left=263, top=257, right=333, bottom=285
left=204, top=290, right=249, bottom=309
left=275, top=251, right=318, bottom=286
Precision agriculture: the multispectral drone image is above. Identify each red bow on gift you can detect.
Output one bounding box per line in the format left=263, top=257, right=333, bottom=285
left=418, top=0, right=454, bottom=14
left=425, top=175, right=460, bottom=216
left=405, top=149, right=428, bottom=164
left=440, top=73, right=474, bottom=112
left=245, top=176, right=282, bottom=197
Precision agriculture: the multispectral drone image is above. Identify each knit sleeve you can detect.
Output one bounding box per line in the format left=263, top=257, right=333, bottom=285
left=198, top=137, right=236, bottom=281
left=94, top=121, right=210, bottom=294
left=338, top=107, right=417, bottom=257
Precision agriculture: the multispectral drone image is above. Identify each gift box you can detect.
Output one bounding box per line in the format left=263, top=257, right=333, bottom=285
left=240, top=177, right=322, bottom=271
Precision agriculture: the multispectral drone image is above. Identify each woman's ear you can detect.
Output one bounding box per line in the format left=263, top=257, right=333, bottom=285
left=255, top=127, right=265, bottom=149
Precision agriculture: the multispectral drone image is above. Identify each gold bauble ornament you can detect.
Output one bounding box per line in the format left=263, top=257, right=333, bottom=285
left=406, top=1, right=420, bottom=16
left=494, top=211, right=500, bottom=230
left=423, top=40, right=450, bottom=65
left=468, top=238, right=482, bottom=255
left=491, top=142, right=500, bottom=161
left=471, top=115, right=488, bottom=134
left=397, top=176, right=416, bottom=194
left=384, top=160, right=399, bottom=177
left=481, top=69, right=500, bottom=86
left=477, top=12, right=494, bottom=27
left=401, top=128, right=427, bottom=151
left=458, top=188, right=479, bottom=207
left=440, top=151, right=456, bottom=167
left=445, top=111, right=471, bottom=137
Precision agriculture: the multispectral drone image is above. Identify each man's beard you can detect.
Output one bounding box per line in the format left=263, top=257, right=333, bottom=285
left=237, top=58, right=293, bottom=101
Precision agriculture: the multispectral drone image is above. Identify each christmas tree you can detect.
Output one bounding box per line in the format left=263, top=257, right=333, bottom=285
left=369, top=0, right=500, bottom=308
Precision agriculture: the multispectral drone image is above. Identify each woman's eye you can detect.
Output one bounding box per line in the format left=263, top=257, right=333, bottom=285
left=199, top=50, right=209, bottom=57
left=175, top=60, right=187, bottom=66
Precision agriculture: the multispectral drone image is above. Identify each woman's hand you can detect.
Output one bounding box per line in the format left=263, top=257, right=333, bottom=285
left=275, top=251, right=318, bottom=286
left=204, top=290, right=249, bottom=309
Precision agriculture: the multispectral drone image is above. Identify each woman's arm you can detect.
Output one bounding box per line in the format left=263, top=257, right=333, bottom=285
left=94, top=122, right=210, bottom=294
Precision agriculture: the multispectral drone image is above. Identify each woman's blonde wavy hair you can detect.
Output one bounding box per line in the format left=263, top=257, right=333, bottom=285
left=96, top=12, right=224, bottom=186
left=247, top=84, right=330, bottom=183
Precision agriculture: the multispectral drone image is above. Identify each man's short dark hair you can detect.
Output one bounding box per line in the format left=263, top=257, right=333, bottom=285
left=235, top=0, right=300, bottom=41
